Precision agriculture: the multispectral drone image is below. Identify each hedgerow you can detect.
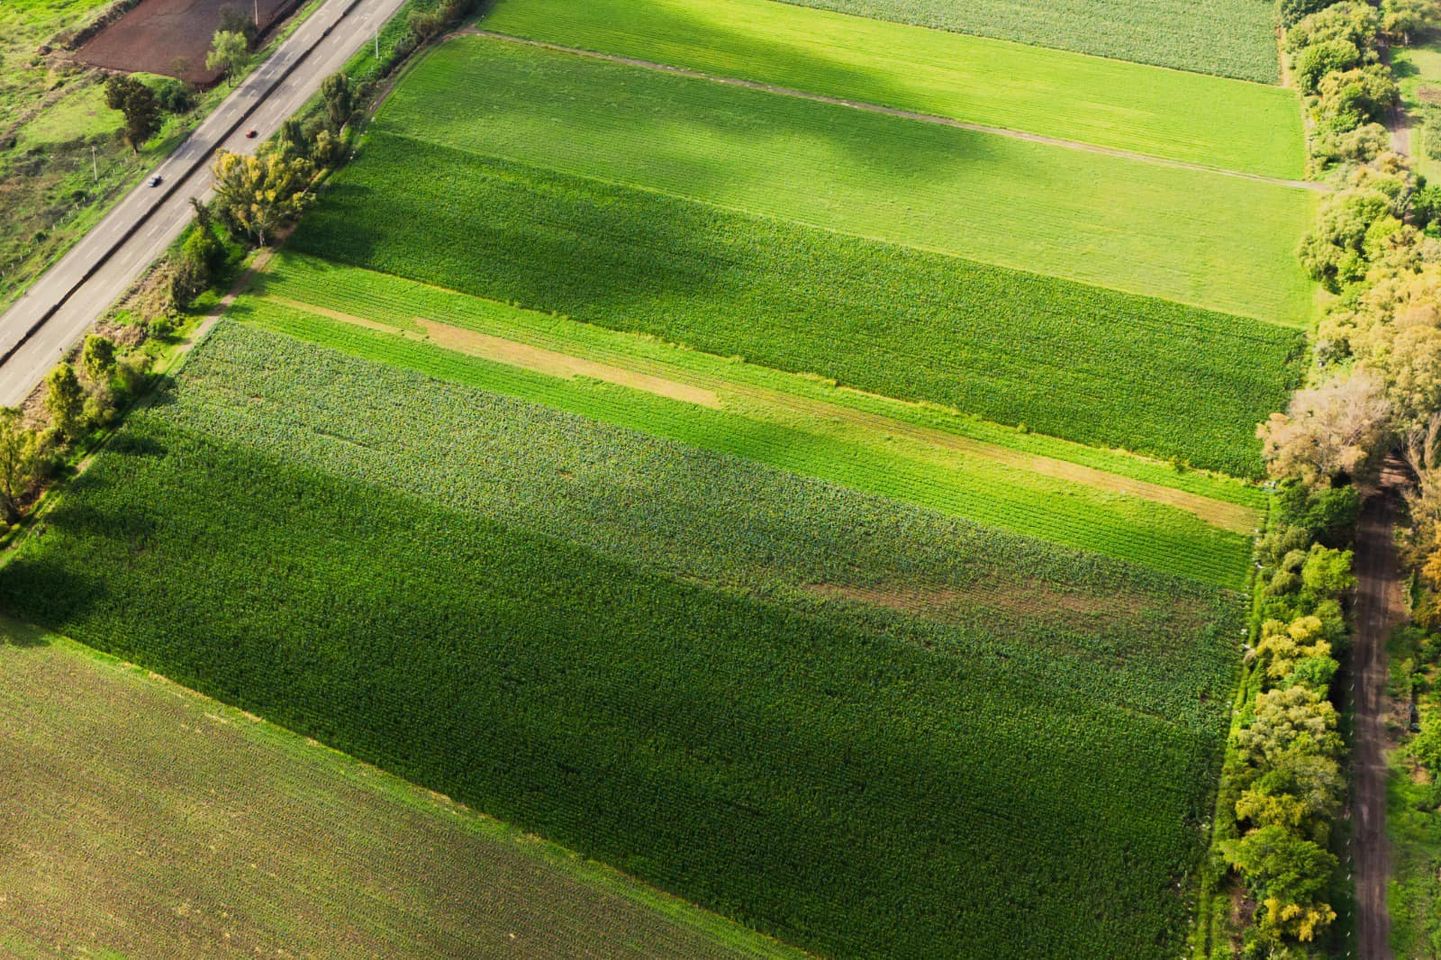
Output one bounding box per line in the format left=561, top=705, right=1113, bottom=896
left=290, top=137, right=1305, bottom=477
left=0, top=322, right=1245, bottom=960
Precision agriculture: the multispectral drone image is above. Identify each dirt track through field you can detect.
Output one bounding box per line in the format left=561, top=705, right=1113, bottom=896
left=463, top=29, right=1325, bottom=193
left=1352, top=467, right=1407, bottom=960
left=271, top=296, right=1260, bottom=535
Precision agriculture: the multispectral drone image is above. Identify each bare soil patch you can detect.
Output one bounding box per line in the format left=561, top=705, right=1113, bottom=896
left=75, top=0, right=301, bottom=84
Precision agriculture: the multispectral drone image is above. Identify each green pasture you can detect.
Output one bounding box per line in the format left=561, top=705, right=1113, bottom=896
left=373, top=37, right=1317, bottom=323
left=481, top=0, right=1303, bottom=178
left=0, top=322, right=1244, bottom=960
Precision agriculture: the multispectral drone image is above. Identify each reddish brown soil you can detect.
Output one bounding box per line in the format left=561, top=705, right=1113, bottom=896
left=74, top=0, right=300, bottom=85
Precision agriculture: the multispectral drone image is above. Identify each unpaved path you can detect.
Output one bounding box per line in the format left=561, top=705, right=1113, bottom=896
left=465, top=29, right=1326, bottom=193
left=1352, top=466, right=1407, bottom=960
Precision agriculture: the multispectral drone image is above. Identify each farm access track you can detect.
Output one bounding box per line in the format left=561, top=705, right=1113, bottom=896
left=464, top=29, right=1325, bottom=193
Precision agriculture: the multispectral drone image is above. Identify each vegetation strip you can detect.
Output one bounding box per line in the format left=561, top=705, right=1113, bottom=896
left=0, top=321, right=1245, bottom=960
left=365, top=35, right=1317, bottom=324
left=263, top=282, right=1259, bottom=538
left=464, top=29, right=1315, bottom=191
left=768, top=0, right=1281, bottom=83
left=475, top=0, right=1305, bottom=180
left=293, top=136, right=1304, bottom=475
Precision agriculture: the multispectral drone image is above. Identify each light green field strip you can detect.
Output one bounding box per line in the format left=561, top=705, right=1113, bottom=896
left=0, top=621, right=806, bottom=960
left=770, top=0, right=1280, bottom=83
left=235, top=254, right=1259, bottom=587
left=481, top=0, right=1305, bottom=180
left=376, top=36, right=1317, bottom=324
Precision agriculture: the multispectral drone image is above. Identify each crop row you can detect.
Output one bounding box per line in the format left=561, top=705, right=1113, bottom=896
left=769, top=0, right=1280, bottom=82
left=237, top=285, right=1257, bottom=587
left=0, top=323, right=1243, bottom=960
left=481, top=0, right=1303, bottom=177
left=256, top=252, right=1269, bottom=512
left=292, top=137, right=1306, bottom=476
left=372, top=37, right=1316, bottom=321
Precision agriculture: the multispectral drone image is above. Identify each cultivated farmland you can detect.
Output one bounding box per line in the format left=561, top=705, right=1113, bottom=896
left=0, top=623, right=800, bottom=959
left=294, top=138, right=1304, bottom=474
left=770, top=0, right=1281, bottom=82
left=482, top=0, right=1304, bottom=178
left=361, top=36, right=1315, bottom=322
left=238, top=252, right=1263, bottom=586
left=0, top=322, right=1246, bottom=960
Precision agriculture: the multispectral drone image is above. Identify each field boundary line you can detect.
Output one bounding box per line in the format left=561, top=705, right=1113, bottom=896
left=463, top=29, right=1326, bottom=193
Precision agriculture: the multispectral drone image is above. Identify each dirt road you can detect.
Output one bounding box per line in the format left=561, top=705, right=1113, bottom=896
left=1353, top=472, right=1406, bottom=960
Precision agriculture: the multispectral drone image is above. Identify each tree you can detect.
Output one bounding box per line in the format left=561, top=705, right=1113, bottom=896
left=1296, top=39, right=1362, bottom=95
left=321, top=72, right=356, bottom=133
left=211, top=149, right=314, bottom=246
left=1257, top=369, right=1392, bottom=488
left=1236, top=686, right=1344, bottom=769
left=1314, top=64, right=1399, bottom=133
left=44, top=363, right=85, bottom=440
left=1382, top=0, right=1441, bottom=44
left=1223, top=825, right=1338, bottom=943
left=206, top=29, right=249, bottom=82
left=103, top=75, right=162, bottom=152
left=80, top=334, right=117, bottom=387
left=0, top=408, right=43, bottom=525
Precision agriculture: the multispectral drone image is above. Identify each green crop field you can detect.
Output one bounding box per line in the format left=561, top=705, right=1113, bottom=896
left=0, top=322, right=1245, bottom=960
left=0, top=622, right=804, bottom=959
left=235, top=252, right=1261, bottom=587
left=292, top=138, right=1303, bottom=475
left=770, top=0, right=1280, bottom=82
left=364, top=37, right=1314, bottom=323
left=481, top=0, right=1303, bottom=178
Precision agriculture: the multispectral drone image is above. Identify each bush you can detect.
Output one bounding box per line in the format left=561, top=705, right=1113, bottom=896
left=1296, top=38, right=1362, bottom=94
left=1280, top=0, right=1345, bottom=28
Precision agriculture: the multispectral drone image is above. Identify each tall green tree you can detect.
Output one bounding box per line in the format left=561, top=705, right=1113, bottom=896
left=103, top=75, right=162, bottom=152
left=0, top=408, right=43, bottom=525
left=206, top=29, right=250, bottom=82
left=321, top=73, right=356, bottom=133
left=44, top=363, right=85, bottom=440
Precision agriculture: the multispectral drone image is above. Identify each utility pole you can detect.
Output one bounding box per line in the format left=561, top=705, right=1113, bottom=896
left=91, top=145, right=97, bottom=183
left=254, top=0, right=260, bottom=29
left=374, top=20, right=379, bottom=59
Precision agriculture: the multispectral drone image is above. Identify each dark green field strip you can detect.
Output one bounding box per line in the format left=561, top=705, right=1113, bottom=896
left=770, top=0, right=1279, bottom=83
left=290, top=138, right=1304, bottom=476
left=236, top=300, right=1254, bottom=588
left=369, top=37, right=1315, bottom=321
left=0, top=328, right=1241, bottom=960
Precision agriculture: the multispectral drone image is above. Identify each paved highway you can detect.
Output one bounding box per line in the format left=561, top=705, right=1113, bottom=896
left=0, top=0, right=410, bottom=406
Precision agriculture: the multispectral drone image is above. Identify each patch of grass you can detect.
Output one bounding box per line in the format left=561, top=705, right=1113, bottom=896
left=292, top=138, right=1304, bottom=476
left=0, top=321, right=1245, bottom=960
left=368, top=37, right=1316, bottom=323
left=769, top=0, right=1280, bottom=83
left=0, top=621, right=804, bottom=959
left=481, top=0, right=1303, bottom=178
left=1386, top=753, right=1441, bottom=958
left=237, top=254, right=1261, bottom=587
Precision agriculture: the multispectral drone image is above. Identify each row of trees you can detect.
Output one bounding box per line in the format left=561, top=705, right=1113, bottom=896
left=1208, top=2, right=1440, bottom=956
left=0, top=336, right=149, bottom=526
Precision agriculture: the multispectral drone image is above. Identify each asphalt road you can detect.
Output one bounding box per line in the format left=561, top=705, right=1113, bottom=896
left=0, top=0, right=410, bottom=407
